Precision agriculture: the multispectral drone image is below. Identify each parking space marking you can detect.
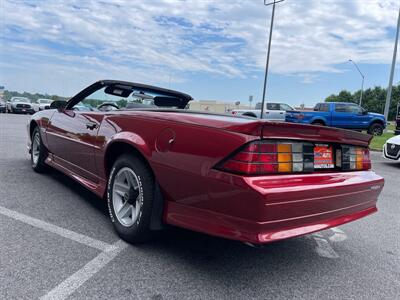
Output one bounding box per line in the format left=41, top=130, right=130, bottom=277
left=311, top=228, right=345, bottom=259
left=329, top=227, right=347, bottom=243
left=0, top=205, right=115, bottom=252
left=41, top=239, right=128, bottom=300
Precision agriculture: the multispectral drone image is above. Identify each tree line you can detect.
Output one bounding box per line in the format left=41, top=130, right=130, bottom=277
left=1, top=90, right=137, bottom=108
left=325, top=85, right=400, bottom=120
left=3, top=83, right=400, bottom=120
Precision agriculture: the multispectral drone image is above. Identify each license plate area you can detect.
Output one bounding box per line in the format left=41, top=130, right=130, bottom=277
left=314, top=144, right=334, bottom=169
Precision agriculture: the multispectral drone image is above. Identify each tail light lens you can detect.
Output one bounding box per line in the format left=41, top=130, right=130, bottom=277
left=338, top=146, right=371, bottom=171
left=217, top=141, right=314, bottom=175
left=217, top=140, right=371, bottom=175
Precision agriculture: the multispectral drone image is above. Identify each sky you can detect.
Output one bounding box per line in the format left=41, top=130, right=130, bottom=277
left=0, top=0, right=399, bottom=107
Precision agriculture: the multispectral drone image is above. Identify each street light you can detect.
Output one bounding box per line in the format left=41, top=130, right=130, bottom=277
left=384, top=5, right=400, bottom=122
left=348, top=59, right=365, bottom=107
left=260, top=0, right=285, bottom=119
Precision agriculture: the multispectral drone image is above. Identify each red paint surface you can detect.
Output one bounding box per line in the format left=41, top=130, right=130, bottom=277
left=29, top=108, right=384, bottom=244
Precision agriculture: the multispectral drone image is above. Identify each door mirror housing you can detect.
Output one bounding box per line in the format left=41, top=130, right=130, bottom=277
left=362, top=108, right=368, bottom=115
left=50, top=100, right=67, bottom=111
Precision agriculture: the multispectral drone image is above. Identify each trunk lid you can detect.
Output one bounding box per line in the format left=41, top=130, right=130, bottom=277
left=125, top=110, right=372, bottom=147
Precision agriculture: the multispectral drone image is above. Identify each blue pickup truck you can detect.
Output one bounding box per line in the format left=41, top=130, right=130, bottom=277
left=285, top=102, right=386, bottom=135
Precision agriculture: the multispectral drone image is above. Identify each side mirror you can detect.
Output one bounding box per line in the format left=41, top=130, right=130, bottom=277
left=50, top=100, right=67, bottom=111
left=362, top=109, right=368, bottom=115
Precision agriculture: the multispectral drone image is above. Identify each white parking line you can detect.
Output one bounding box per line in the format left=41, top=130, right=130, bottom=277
left=0, top=205, right=115, bottom=252
left=313, top=234, right=340, bottom=259
left=311, top=227, right=346, bottom=259
left=0, top=204, right=129, bottom=298
left=40, top=239, right=128, bottom=300
left=329, top=227, right=348, bottom=242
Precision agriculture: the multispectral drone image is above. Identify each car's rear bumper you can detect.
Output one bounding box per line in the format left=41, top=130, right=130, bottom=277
left=165, top=170, right=384, bottom=244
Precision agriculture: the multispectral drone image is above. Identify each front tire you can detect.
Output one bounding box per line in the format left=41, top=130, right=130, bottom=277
left=368, top=123, right=384, bottom=136
left=107, top=154, right=155, bottom=243
left=31, top=127, right=48, bottom=173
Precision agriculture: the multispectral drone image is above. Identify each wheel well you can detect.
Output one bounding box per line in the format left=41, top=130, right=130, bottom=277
left=29, top=121, right=38, bottom=139
left=104, top=142, right=153, bottom=177
left=311, top=119, right=325, bottom=125
left=104, top=142, right=164, bottom=230
left=242, top=112, right=257, bottom=118
left=369, top=120, right=384, bottom=127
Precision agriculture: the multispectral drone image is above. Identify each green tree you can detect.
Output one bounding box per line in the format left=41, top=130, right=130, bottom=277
left=325, top=85, right=400, bottom=121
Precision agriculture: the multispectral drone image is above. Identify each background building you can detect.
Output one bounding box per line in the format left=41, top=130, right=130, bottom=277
left=189, top=100, right=251, bottom=113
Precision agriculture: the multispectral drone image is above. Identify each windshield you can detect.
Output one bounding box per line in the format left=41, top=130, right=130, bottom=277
left=78, top=87, right=182, bottom=110
left=38, top=99, right=53, bottom=104
left=12, top=97, right=30, bottom=103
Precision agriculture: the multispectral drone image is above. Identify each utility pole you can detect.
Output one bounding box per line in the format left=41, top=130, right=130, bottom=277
left=384, top=6, right=400, bottom=122
left=348, top=59, right=364, bottom=106
left=260, top=0, right=285, bottom=119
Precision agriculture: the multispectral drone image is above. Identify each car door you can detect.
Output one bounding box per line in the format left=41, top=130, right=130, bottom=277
left=265, top=103, right=281, bottom=120
left=46, top=109, right=104, bottom=183
left=331, top=103, right=352, bottom=128
left=278, top=103, right=294, bottom=121
left=332, top=103, right=366, bottom=129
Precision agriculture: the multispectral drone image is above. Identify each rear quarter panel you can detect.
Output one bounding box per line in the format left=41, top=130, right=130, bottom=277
left=96, top=113, right=258, bottom=208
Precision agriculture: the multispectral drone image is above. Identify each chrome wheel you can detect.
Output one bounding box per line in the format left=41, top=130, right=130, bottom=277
left=112, top=167, right=142, bottom=227
left=32, top=132, right=41, bottom=166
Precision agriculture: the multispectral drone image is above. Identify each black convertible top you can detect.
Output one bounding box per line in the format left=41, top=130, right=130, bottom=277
left=66, top=80, right=193, bottom=109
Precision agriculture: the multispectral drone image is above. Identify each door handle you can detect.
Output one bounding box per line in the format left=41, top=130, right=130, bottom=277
left=86, top=121, right=98, bottom=130
left=279, top=112, right=284, bottom=114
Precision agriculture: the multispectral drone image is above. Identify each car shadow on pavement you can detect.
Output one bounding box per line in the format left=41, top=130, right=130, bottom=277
left=382, top=162, right=400, bottom=169
left=42, top=164, right=325, bottom=271
left=46, top=168, right=109, bottom=217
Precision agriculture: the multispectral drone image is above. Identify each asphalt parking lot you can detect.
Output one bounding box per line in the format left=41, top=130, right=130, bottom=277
left=0, top=113, right=399, bottom=300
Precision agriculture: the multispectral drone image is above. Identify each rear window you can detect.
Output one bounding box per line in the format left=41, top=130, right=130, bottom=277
left=335, top=103, right=362, bottom=114
left=266, top=103, right=280, bottom=110
left=314, top=103, right=329, bottom=112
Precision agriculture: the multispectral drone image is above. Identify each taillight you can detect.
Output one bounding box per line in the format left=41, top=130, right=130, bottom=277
left=217, top=141, right=371, bottom=175
left=338, top=146, right=371, bottom=171
left=217, top=140, right=314, bottom=175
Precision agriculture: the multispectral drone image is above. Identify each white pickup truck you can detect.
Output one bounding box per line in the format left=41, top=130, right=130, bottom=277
left=232, top=102, right=294, bottom=121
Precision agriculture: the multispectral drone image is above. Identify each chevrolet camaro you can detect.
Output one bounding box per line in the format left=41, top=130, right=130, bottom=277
left=27, top=80, right=384, bottom=244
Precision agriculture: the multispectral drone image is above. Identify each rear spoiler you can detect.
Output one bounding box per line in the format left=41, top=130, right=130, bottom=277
left=224, top=121, right=371, bottom=147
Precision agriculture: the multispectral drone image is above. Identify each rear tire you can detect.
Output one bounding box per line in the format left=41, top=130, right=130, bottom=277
left=312, top=121, right=325, bottom=126
left=31, top=127, right=48, bottom=173
left=368, top=123, right=383, bottom=136
left=107, top=154, right=155, bottom=243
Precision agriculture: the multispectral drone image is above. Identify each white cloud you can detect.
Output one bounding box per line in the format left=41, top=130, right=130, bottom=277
left=0, top=0, right=399, bottom=94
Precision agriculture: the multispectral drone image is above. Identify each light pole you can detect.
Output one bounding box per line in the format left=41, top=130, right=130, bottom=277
left=384, top=5, right=400, bottom=122
left=260, top=0, right=285, bottom=119
left=348, top=59, right=364, bottom=106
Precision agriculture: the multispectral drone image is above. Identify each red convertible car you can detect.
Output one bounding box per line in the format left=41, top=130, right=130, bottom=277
left=28, top=80, right=384, bottom=244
